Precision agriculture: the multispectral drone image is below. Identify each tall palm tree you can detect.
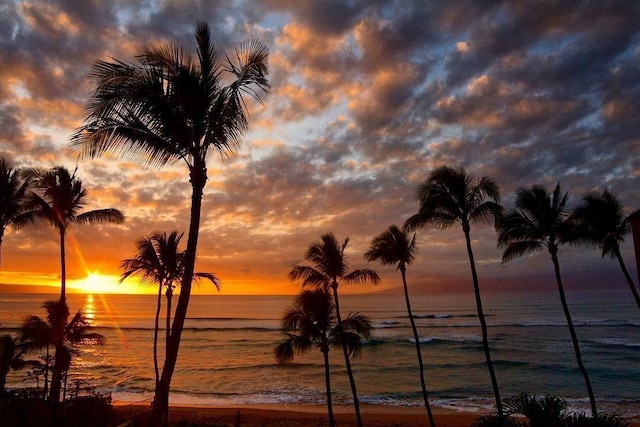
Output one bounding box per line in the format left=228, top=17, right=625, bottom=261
left=21, top=300, right=105, bottom=405
left=497, top=183, right=598, bottom=417
left=365, top=225, right=436, bottom=427
left=290, top=233, right=379, bottom=427
left=70, top=21, right=269, bottom=426
left=572, top=189, right=640, bottom=311
left=0, top=157, right=32, bottom=267
left=404, top=165, right=504, bottom=417
left=275, top=289, right=371, bottom=427
left=18, top=166, right=124, bottom=302
left=119, top=231, right=220, bottom=395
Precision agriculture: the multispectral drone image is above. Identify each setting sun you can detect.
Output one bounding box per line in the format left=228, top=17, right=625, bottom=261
left=68, top=273, right=145, bottom=294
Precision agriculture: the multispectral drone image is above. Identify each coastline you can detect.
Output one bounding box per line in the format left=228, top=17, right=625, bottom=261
left=113, top=402, right=640, bottom=427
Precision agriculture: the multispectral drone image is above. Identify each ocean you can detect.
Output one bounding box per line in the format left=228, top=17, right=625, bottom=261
left=1, top=289, right=639, bottom=416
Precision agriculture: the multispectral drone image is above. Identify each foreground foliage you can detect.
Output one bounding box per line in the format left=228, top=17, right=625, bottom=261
left=473, top=394, right=630, bottom=427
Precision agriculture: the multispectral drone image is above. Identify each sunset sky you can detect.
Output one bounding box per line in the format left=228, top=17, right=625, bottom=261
left=1, top=1, right=639, bottom=295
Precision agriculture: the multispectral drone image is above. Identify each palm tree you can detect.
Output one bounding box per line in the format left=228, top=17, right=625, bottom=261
left=572, top=190, right=640, bottom=311
left=0, top=157, right=32, bottom=267
left=404, top=165, right=504, bottom=417
left=497, top=183, right=598, bottom=417
left=21, top=300, right=105, bottom=405
left=365, top=225, right=436, bottom=427
left=0, top=334, right=38, bottom=395
left=119, top=231, right=220, bottom=396
left=290, top=233, right=378, bottom=426
left=275, top=289, right=371, bottom=427
left=18, top=166, right=124, bottom=302
left=70, top=21, right=269, bottom=426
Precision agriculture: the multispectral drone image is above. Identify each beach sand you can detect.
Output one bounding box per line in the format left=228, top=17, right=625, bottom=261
left=114, top=403, right=640, bottom=427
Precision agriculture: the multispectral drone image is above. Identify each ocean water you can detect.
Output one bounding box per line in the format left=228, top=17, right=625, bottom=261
left=1, top=289, right=639, bottom=415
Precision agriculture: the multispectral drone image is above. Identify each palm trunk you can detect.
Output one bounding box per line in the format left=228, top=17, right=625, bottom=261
left=614, top=249, right=640, bottom=311
left=166, top=288, right=173, bottom=350
left=331, top=283, right=363, bottom=427
left=463, top=225, right=503, bottom=417
left=550, top=248, right=597, bottom=417
left=152, top=166, right=206, bottom=427
left=59, top=228, right=66, bottom=303
left=322, top=345, right=335, bottom=427
left=49, top=344, right=63, bottom=405
left=401, top=267, right=436, bottom=427
left=44, top=345, right=50, bottom=399
left=153, top=284, right=162, bottom=388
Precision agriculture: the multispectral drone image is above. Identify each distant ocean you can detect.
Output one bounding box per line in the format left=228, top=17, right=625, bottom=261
left=1, top=289, right=639, bottom=416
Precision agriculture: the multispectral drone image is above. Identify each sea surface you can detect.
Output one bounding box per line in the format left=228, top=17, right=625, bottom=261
left=1, top=289, right=639, bottom=415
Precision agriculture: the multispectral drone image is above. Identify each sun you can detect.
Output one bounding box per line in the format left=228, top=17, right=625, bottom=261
left=68, top=273, right=132, bottom=294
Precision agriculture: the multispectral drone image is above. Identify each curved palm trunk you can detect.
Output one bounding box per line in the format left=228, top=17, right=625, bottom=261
left=321, top=345, right=335, bottom=427
left=614, top=249, right=640, bottom=311
left=330, top=284, right=363, bottom=427
left=401, top=267, right=436, bottom=427
left=152, top=166, right=206, bottom=427
left=463, top=226, right=503, bottom=417
left=153, top=284, right=162, bottom=388
left=59, top=229, right=66, bottom=302
left=550, top=249, right=597, bottom=417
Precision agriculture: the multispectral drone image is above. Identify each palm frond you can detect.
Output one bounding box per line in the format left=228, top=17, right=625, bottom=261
left=193, top=272, right=221, bottom=290
left=76, top=208, right=125, bottom=225
left=501, top=241, right=545, bottom=263
left=343, top=268, right=380, bottom=285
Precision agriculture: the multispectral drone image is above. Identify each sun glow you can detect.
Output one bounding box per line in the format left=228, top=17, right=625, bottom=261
left=68, top=273, right=148, bottom=294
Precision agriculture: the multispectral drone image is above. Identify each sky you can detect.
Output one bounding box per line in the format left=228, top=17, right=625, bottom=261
left=0, top=0, right=639, bottom=295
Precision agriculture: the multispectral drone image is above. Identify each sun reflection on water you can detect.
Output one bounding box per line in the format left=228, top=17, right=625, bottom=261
left=84, top=294, right=95, bottom=324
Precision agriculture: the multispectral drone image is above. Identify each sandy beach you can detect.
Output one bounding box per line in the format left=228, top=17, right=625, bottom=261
left=114, top=403, right=640, bottom=427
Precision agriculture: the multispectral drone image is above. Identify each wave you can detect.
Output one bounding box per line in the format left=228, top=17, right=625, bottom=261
left=362, top=334, right=483, bottom=347
left=589, top=338, right=640, bottom=349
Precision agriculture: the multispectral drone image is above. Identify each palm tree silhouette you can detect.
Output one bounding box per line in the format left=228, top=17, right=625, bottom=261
left=119, top=231, right=220, bottom=393
left=572, top=189, right=640, bottom=311
left=290, top=233, right=378, bottom=427
left=18, top=166, right=124, bottom=302
left=21, top=300, right=105, bottom=405
left=365, top=225, right=436, bottom=427
left=0, top=334, right=38, bottom=395
left=71, top=22, right=269, bottom=426
left=404, top=165, right=504, bottom=417
left=497, top=183, right=597, bottom=416
left=0, top=158, right=32, bottom=267
left=275, top=289, right=371, bottom=427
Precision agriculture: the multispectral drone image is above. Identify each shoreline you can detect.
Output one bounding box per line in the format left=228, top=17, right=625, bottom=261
left=113, top=402, right=640, bottom=427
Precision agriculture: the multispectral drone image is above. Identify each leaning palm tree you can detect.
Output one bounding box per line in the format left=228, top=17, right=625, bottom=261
left=119, top=231, right=220, bottom=396
left=18, top=166, right=124, bottom=302
left=21, top=300, right=105, bottom=405
left=404, top=165, right=504, bottom=417
left=275, top=289, right=371, bottom=427
left=365, top=225, right=436, bottom=427
left=0, top=157, right=32, bottom=267
left=70, top=21, right=269, bottom=426
left=572, top=190, right=640, bottom=311
left=290, top=233, right=379, bottom=427
left=497, top=183, right=597, bottom=417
